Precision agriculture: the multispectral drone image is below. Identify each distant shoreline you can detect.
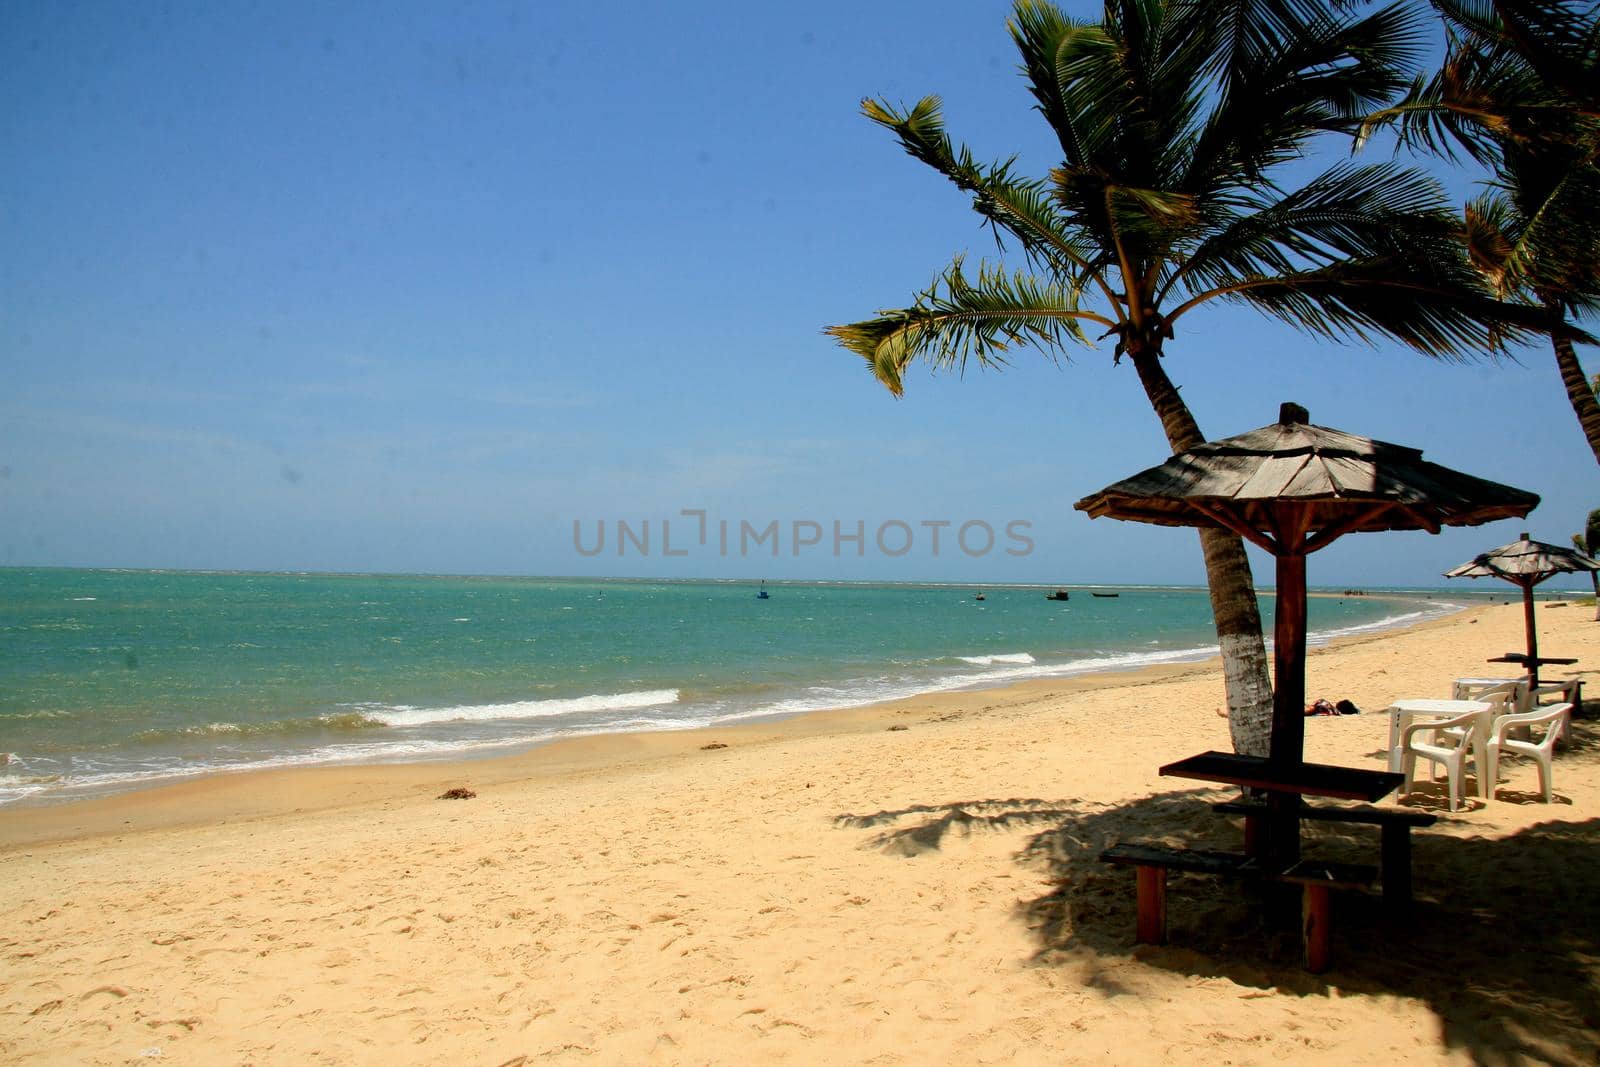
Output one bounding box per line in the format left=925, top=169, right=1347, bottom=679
left=3, top=564, right=1586, bottom=594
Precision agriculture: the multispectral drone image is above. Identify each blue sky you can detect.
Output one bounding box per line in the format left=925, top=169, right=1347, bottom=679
left=3, top=0, right=1595, bottom=589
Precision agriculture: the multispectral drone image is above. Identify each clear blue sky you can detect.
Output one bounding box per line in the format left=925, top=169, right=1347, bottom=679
left=3, top=0, right=1595, bottom=589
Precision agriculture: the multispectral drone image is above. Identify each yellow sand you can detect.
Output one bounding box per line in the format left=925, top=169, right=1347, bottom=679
left=2, top=599, right=1596, bottom=1065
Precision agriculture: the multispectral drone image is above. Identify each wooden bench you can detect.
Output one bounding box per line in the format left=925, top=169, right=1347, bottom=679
left=1101, top=843, right=1375, bottom=973
left=1100, top=843, right=1255, bottom=944
left=1212, top=799, right=1436, bottom=908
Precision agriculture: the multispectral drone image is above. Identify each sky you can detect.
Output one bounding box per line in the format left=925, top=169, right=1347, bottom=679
left=3, top=0, right=1596, bottom=589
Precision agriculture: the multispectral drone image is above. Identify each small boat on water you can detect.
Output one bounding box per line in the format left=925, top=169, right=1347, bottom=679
left=756, top=580, right=770, bottom=600
left=1045, top=590, right=1070, bottom=601
left=1091, top=592, right=1120, bottom=598
left=974, top=592, right=986, bottom=601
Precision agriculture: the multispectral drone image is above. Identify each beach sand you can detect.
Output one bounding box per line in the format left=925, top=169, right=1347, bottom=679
left=2, top=599, right=1597, bottom=1065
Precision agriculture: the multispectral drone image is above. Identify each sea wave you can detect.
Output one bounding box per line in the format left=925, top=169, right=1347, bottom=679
left=957, top=652, right=1036, bottom=666
left=132, top=710, right=385, bottom=745
left=1304, top=605, right=1458, bottom=646
left=0, top=774, right=62, bottom=804
left=362, top=688, right=682, bottom=728
left=707, top=644, right=1224, bottom=726
left=0, top=706, right=713, bottom=806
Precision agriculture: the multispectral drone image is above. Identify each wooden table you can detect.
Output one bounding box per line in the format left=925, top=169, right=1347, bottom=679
left=1144, top=752, right=1414, bottom=968
left=1488, top=653, right=1578, bottom=687
left=1161, top=751, right=1404, bottom=865
left=1488, top=653, right=1577, bottom=667
left=1160, top=751, right=1404, bottom=801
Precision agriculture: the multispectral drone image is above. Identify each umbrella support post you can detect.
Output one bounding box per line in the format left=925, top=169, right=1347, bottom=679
left=1264, top=792, right=1301, bottom=867
left=1270, top=551, right=1308, bottom=766
left=1268, top=548, right=1309, bottom=868
left=1521, top=582, right=1540, bottom=687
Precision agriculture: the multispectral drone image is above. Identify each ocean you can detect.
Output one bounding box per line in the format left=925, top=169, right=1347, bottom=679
left=0, top=568, right=1462, bottom=806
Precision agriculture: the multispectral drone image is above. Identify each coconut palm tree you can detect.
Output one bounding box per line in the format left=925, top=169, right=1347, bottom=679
left=1576, top=507, right=1600, bottom=617
left=828, top=0, right=1560, bottom=754
left=1361, top=0, right=1600, bottom=462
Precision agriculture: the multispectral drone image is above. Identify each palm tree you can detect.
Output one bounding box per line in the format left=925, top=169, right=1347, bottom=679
left=828, top=0, right=1559, bottom=754
left=1576, top=507, right=1600, bottom=618
left=1361, top=0, right=1600, bottom=462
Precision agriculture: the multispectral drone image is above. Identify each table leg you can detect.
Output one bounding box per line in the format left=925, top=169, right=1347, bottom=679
left=1380, top=825, right=1411, bottom=910
left=1387, top=709, right=1404, bottom=774
left=1302, top=884, right=1332, bottom=974
left=1475, top=712, right=1492, bottom=800
left=1135, top=865, right=1166, bottom=945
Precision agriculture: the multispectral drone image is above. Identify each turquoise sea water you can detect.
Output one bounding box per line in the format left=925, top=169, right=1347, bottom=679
left=0, top=569, right=1464, bottom=806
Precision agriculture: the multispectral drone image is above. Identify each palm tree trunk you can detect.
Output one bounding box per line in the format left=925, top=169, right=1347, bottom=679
left=1548, top=307, right=1600, bottom=466
left=1128, top=344, right=1274, bottom=755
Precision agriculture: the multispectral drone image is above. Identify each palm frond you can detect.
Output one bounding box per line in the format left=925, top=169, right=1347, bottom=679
left=1013, top=0, right=1211, bottom=189
left=1463, top=191, right=1520, bottom=292
left=1216, top=256, right=1592, bottom=356
left=1187, top=2, right=1424, bottom=190
left=824, top=257, right=1103, bottom=395
left=860, top=96, right=1102, bottom=278
left=1435, top=0, right=1600, bottom=110
left=1504, top=147, right=1600, bottom=306
left=1172, top=163, right=1458, bottom=298
left=1357, top=35, right=1559, bottom=164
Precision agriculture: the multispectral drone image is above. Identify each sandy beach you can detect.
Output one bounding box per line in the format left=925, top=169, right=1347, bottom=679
left=1, top=599, right=1596, bottom=1065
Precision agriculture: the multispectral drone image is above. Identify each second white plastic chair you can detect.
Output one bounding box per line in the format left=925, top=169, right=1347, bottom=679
left=1486, top=702, right=1572, bottom=803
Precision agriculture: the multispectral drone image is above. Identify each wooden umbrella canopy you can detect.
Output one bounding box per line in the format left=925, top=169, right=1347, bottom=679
left=1075, top=402, right=1540, bottom=767
left=1445, top=533, right=1599, bottom=684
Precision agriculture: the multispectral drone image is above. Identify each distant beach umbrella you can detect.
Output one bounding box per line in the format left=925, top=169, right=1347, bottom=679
left=1444, top=534, right=1600, bottom=684
left=1075, top=402, right=1539, bottom=768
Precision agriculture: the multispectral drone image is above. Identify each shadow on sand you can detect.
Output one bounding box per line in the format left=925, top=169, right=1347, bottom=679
left=836, top=719, right=1600, bottom=1066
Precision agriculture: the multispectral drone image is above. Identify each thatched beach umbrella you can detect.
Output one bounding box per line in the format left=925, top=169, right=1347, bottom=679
left=1444, top=534, right=1599, bottom=685
left=1074, top=402, right=1539, bottom=768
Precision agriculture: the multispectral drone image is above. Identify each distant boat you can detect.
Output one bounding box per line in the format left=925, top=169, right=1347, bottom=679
left=1091, top=592, right=1120, bottom=598
left=1045, top=590, right=1070, bottom=601
left=756, top=580, right=770, bottom=600
left=974, top=592, right=986, bottom=601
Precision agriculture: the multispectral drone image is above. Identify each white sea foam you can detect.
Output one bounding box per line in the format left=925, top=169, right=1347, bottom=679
left=363, top=688, right=681, bottom=728
left=0, top=777, right=56, bottom=804
left=1304, top=606, right=1456, bottom=646
left=706, top=644, right=1225, bottom=726
left=0, top=756, right=64, bottom=805
left=958, top=652, right=1036, bottom=666
left=69, top=597, right=97, bottom=601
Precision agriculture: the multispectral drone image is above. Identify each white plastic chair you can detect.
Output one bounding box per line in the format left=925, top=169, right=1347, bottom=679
left=1527, top=678, right=1581, bottom=706
left=1527, top=680, right=1581, bottom=741
left=1434, top=688, right=1515, bottom=758
left=1399, top=709, right=1483, bottom=812
left=1486, top=702, right=1572, bottom=803
left=1453, top=677, right=1528, bottom=710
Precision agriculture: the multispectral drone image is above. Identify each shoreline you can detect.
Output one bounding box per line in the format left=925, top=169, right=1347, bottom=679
left=0, top=599, right=1472, bottom=850
left=0, top=579, right=1450, bottom=813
